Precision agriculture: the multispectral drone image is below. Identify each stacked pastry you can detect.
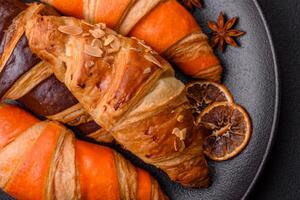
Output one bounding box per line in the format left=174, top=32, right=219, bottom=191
left=0, top=0, right=221, bottom=199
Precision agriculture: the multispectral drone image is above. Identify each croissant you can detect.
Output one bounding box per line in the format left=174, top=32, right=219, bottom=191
left=0, top=104, right=168, bottom=200
left=0, top=0, right=113, bottom=142
left=42, top=0, right=222, bottom=81
left=25, top=9, right=210, bottom=188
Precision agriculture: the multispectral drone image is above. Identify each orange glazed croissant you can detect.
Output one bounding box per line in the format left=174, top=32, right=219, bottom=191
left=42, top=0, right=222, bottom=81
left=26, top=13, right=210, bottom=187
left=0, top=104, right=168, bottom=200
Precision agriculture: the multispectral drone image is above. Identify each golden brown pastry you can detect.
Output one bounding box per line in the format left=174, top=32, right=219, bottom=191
left=25, top=10, right=210, bottom=187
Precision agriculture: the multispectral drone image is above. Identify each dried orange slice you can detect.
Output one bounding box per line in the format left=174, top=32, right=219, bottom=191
left=185, top=81, right=234, bottom=114
left=197, top=102, right=251, bottom=161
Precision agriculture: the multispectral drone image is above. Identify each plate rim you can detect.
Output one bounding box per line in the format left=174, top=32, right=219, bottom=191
left=0, top=0, right=281, bottom=199
left=242, top=0, right=281, bottom=199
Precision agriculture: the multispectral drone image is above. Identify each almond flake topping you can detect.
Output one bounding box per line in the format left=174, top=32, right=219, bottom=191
left=174, top=140, right=185, bottom=152
left=129, top=47, right=142, bottom=52
left=137, top=39, right=145, bottom=44
left=106, top=29, right=117, bottom=35
left=110, top=39, right=121, bottom=51
left=144, top=54, right=162, bottom=68
left=85, top=60, right=95, bottom=68
left=58, top=25, right=83, bottom=36
left=177, top=115, right=184, bottom=122
left=131, top=36, right=139, bottom=40
left=138, top=41, right=152, bottom=50
left=143, top=67, right=151, bottom=74
left=172, top=128, right=187, bottom=141
left=89, top=29, right=105, bottom=39
left=81, top=20, right=93, bottom=27
left=104, top=35, right=116, bottom=46
left=91, top=39, right=102, bottom=47
left=95, top=23, right=106, bottom=29
left=151, top=50, right=158, bottom=55
left=84, top=45, right=103, bottom=58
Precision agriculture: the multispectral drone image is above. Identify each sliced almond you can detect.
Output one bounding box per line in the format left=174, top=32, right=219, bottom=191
left=81, top=20, right=93, bottom=27
left=89, top=29, right=105, bottom=39
left=179, top=128, right=187, bottom=140
left=58, top=25, right=83, bottom=36
left=85, top=60, right=95, bottom=68
left=104, top=35, right=115, bottom=46
left=172, top=128, right=180, bottom=136
left=84, top=45, right=103, bottom=58
left=151, top=50, right=158, bottom=55
left=174, top=140, right=186, bottom=152
left=138, top=39, right=145, bottom=44
left=138, top=40, right=152, bottom=50
left=106, top=29, right=117, bottom=35
left=172, top=128, right=187, bottom=141
left=110, top=39, right=121, bottom=51
left=179, top=140, right=186, bottom=151
left=143, top=67, right=151, bottom=74
left=144, top=54, right=162, bottom=68
left=129, top=47, right=142, bottom=52
left=174, top=140, right=179, bottom=152
left=91, top=39, right=102, bottom=47
left=95, top=23, right=106, bottom=29
left=177, top=115, right=184, bottom=122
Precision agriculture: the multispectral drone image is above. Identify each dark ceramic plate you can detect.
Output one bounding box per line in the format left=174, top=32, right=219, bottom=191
left=0, top=0, right=279, bottom=199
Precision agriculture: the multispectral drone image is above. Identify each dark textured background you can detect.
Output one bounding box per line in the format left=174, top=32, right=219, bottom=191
left=250, top=0, right=300, bottom=199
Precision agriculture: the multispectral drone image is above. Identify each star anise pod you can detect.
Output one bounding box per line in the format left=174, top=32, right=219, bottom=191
left=208, top=12, right=246, bottom=52
left=181, top=0, right=203, bottom=10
